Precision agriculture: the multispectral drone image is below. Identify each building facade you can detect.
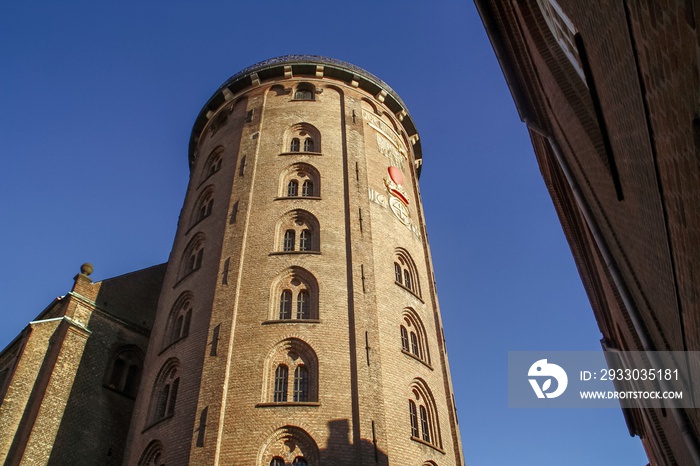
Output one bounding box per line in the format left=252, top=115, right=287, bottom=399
left=474, top=1, right=700, bottom=465
left=0, top=56, right=464, bottom=465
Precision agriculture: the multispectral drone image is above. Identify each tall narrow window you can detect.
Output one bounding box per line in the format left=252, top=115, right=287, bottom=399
left=395, top=263, right=403, bottom=284
left=270, top=458, right=285, bottom=466
left=279, top=290, right=292, bottom=319
left=303, top=138, right=314, bottom=152
left=404, top=270, right=412, bottom=291
left=409, top=400, right=419, bottom=437
left=274, top=365, right=288, bottom=402
left=420, top=405, right=430, bottom=442
left=410, top=332, right=420, bottom=357
left=150, top=359, right=180, bottom=424
left=297, top=290, right=310, bottom=319
left=299, top=230, right=312, bottom=252
left=287, top=180, right=299, bottom=197
left=290, top=138, right=300, bottom=152
left=284, top=230, right=295, bottom=251
left=293, top=365, right=309, bottom=402
left=400, top=326, right=409, bottom=351
left=293, top=458, right=308, bottom=466
left=301, top=180, right=314, bottom=197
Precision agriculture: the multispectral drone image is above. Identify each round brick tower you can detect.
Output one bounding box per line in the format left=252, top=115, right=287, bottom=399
left=125, top=55, right=464, bottom=465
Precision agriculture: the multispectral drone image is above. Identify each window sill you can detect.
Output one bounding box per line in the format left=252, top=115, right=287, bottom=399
left=401, top=349, right=433, bottom=370
left=158, top=335, right=187, bottom=356
left=256, top=402, right=320, bottom=408
left=262, top=319, right=321, bottom=325
left=269, top=251, right=321, bottom=256
left=173, top=268, right=201, bottom=289
left=102, top=384, right=137, bottom=400
left=410, top=436, right=445, bottom=454
left=185, top=215, right=210, bottom=235
left=274, top=196, right=322, bottom=201
left=279, top=151, right=323, bottom=157
left=394, top=281, right=424, bottom=303
left=142, top=413, right=174, bottom=433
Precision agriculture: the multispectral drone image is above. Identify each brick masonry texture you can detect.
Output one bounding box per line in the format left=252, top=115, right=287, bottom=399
left=475, top=1, right=700, bottom=465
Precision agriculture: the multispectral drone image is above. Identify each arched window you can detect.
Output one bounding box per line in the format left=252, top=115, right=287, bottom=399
left=265, top=338, right=318, bottom=404
left=201, top=146, right=224, bottom=182
left=192, top=187, right=215, bottom=227
left=409, top=400, right=419, bottom=437
left=299, top=230, right=312, bottom=251
left=296, top=290, right=310, bottom=319
left=293, top=83, right=315, bottom=100
left=400, top=309, right=431, bottom=365
left=408, top=379, right=442, bottom=449
left=150, top=359, right=180, bottom=424
left=279, top=290, right=292, bottom=319
left=287, top=180, right=299, bottom=197
left=279, top=163, right=321, bottom=199
left=293, top=365, right=309, bottom=402
left=138, top=440, right=164, bottom=466
left=303, top=138, right=314, bottom=152
left=394, top=248, right=421, bottom=297
left=420, top=405, right=430, bottom=442
left=276, top=210, right=320, bottom=253
left=271, top=267, right=319, bottom=321
left=284, top=230, right=296, bottom=252
left=105, top=347, right=143, bottom=398
left=400, top=326, right=409, bottom=351
left=259, top=426, right=319, bottom=466
left=284, top=123, right=321, bottom=154
left=274, top=365, right=289, bottom=402
left=166, top=292, right=194, bottom=347
left=301, top=180, right=314, bottom=197
left=181, top=234, right=205, bottom=279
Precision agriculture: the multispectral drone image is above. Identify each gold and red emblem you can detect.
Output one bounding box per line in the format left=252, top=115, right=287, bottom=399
left=384, top=166, right=409, bottom=206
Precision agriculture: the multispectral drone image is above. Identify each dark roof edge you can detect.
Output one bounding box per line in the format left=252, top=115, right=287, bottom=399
left=188, top=55, right=422, bottom=177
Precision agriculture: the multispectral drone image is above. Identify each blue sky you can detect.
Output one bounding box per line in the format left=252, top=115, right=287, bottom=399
left=0, top=2, right=648, bottom=464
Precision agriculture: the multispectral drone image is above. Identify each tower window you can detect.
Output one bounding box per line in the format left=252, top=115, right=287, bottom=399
left=293, top=458, right=308, bottom=466
left=265, top=338, right=318, bottom=404
left=287, top=180, right=299, bottom=197
left=408, top=379, right=442, bottom=450
left=293, top=83, right=315, bottom=100
left=400, top=309, right=431, bottom=366
left=276, top=210, right=320, bottom=253
left=303, top=138, right=314, bottom=152
left=273, top=365, right=289, bottom=402
left=150, top=359, right=180, bottom=424
left=394, top=249, right=421, bottom=298
left=284, top=123, right=321, bottom=154
left=293, top=365, right=309, bottom=402
left=299, top=230, right=312, bottom=252
left=271, top=267, right=319, bottom=321
left=180, top=234, right=205, bottom=280
left=270, top=458, right=285, bottom=466
left=283, top=230, right=296, bottom=252
left=166, top=294, right=193, bottom=346
left=280, top=163, right=320, bottom=199
left=279, top=290, right=292, bottom=319
left=201, top=146, right=224, bottom=182
left=409, top=400, right=419, bottom=437
left=301, top=180, right=314, bottom=197
left=296, top=290, right=310, bottom=319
